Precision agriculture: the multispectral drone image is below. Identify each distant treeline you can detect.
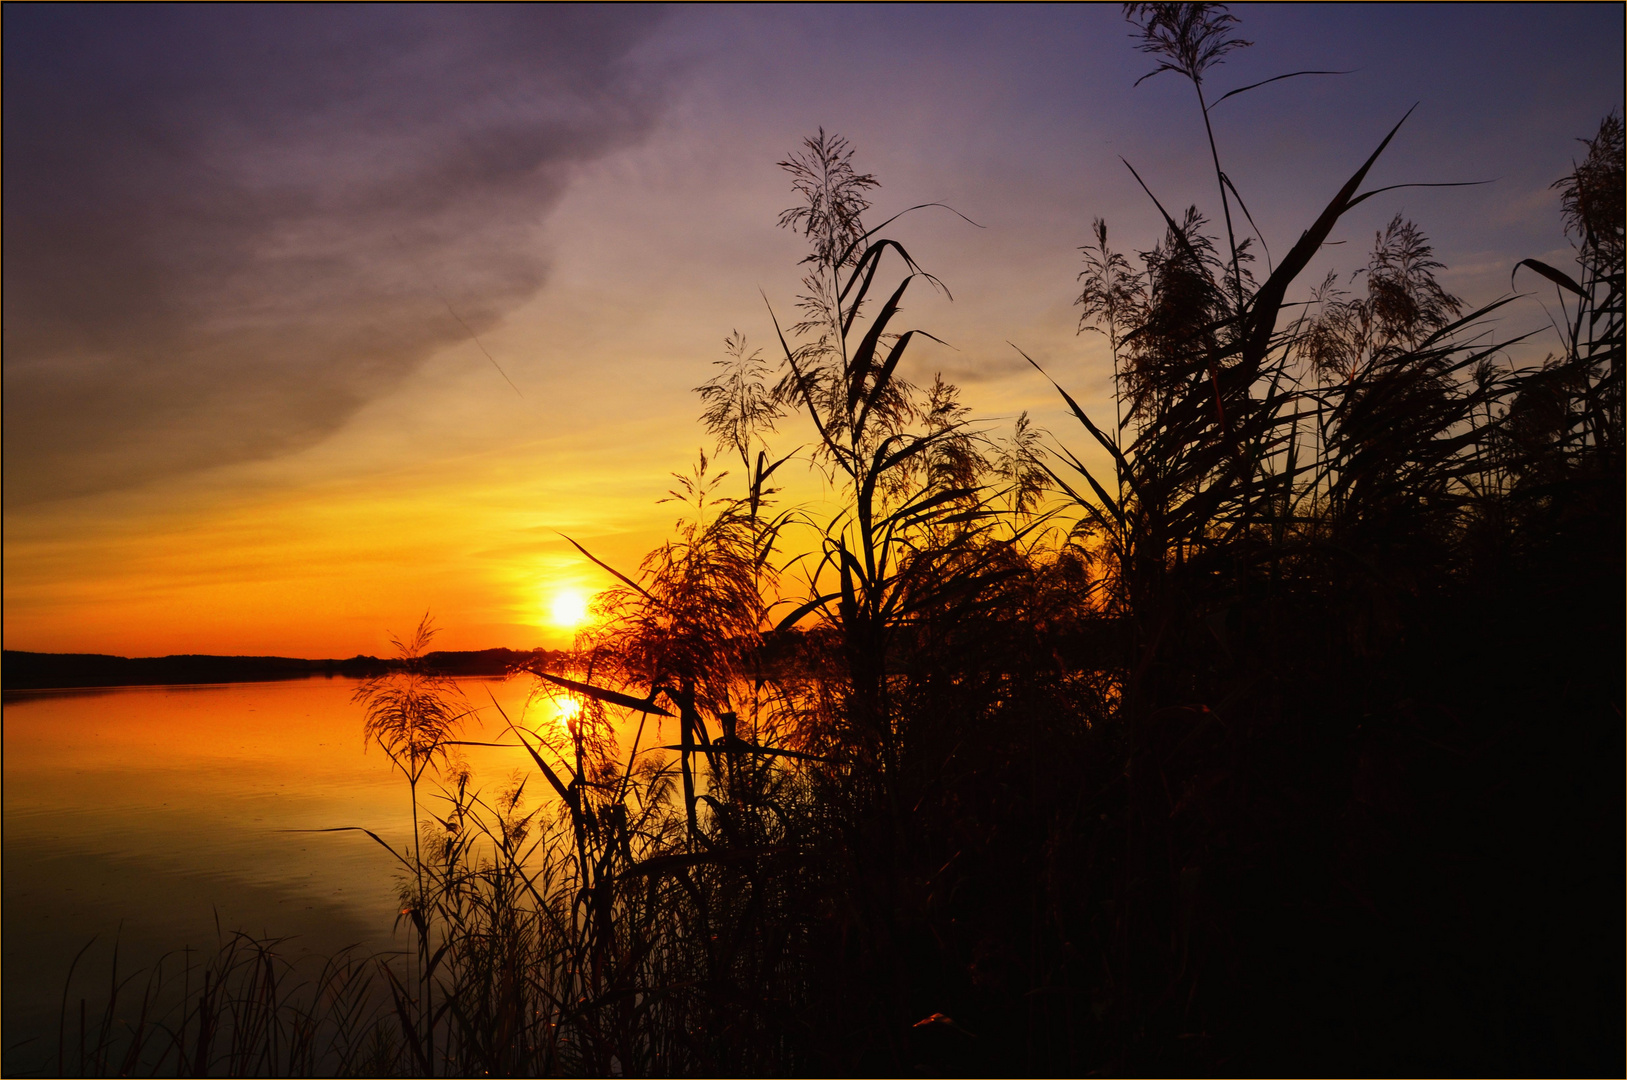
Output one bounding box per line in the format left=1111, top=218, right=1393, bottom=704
left=0, top=648, right=564, bottom=690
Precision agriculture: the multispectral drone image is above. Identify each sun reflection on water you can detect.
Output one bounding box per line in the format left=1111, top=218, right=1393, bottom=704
left=550, top=695, right=583, bottom=736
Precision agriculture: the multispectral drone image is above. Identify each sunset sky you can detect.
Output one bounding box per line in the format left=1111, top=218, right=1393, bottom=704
left=4, top=3, right=1622, bottom=658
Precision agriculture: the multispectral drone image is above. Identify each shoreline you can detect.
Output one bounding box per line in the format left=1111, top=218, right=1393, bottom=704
left=0, top=647, right=557, bottom=693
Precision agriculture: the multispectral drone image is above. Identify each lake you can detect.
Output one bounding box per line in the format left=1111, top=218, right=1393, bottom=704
left=0, top=674, right=565, bottom=1075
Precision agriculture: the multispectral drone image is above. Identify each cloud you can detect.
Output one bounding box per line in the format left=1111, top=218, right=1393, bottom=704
left=3, top=5, right=671, bottom=503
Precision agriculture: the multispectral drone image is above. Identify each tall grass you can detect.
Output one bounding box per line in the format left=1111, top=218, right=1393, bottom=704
left=44, top=933, right=393, bottom=1077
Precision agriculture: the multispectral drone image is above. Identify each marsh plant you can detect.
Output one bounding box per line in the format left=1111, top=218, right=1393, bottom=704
left=49, top=5, right=1621, bottom=1075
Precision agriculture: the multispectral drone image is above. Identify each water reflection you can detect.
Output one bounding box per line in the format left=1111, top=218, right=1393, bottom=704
left=1, top=675, right=546, bottom=1074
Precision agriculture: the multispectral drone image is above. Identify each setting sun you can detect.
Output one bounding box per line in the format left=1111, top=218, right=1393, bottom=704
left=547, top=587, right=592, bottom=630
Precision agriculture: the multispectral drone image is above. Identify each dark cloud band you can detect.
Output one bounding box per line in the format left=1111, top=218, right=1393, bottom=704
left=3, top=4, right=668, bottom=503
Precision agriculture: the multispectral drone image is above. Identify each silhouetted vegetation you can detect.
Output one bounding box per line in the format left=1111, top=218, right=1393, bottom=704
left=1, top=647, right=562, bottom=692
left=2, top=651, right=374, bottom=690
left=42, top=5, right=1621, bottom=1075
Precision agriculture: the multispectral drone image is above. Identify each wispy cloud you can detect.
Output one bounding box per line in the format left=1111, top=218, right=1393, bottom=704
left=3, top=5, right=672, bottom=503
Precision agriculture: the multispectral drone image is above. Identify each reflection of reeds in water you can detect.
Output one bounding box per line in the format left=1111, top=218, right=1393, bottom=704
left=51, top=7, right=1623, bottom=1074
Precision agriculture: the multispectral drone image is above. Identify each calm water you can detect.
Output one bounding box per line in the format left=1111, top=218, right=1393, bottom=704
left=1, top=675, right=557, bottom=1073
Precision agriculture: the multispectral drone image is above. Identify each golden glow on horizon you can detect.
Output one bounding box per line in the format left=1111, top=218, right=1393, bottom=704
left=0, top=431, right=682, bottom=658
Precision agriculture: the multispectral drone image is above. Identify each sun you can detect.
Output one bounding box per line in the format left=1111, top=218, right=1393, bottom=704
left=547, top=587, right=592, bottom=630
